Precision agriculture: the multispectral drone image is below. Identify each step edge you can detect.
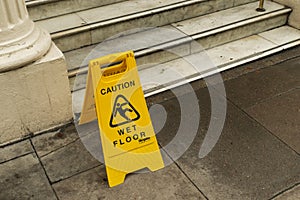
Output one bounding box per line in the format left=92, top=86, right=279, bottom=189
left=70, top=39, right=300, bottom=101
left=143, top=40, right=300, bottom=97
left=48, top=0, right=208, bottom=37
left=192, top=8, right=291, bottom=39
left=50, top=1, right=285, bottom=38
left=26, top=0, right=60, bottom=7
left=66, top=9, right=290, bottom=75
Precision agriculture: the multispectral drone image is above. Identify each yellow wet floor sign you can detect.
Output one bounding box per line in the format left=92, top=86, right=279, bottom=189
left=79, top=51, right=164, bottom=187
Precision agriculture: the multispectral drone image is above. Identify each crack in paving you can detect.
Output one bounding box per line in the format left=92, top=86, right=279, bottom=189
left=268, top=182, right=300, bottom=200
left=50, top=164, right=102, bottom=185
left=223, top=97, right=300, bottom=156
left=158, top=144, right=209, bottom=200
left=244, top=87, right=299, bottom=111
left=39, top=137, right=80, bottom=158
left=0, top=151, right=33, bottom=165
left=29, top=139, right=60, bottom=200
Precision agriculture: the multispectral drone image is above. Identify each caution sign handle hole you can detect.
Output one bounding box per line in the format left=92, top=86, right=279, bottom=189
left=101, top=60, right=123, bottom=69
left=102, top=59, right=129, bottom=78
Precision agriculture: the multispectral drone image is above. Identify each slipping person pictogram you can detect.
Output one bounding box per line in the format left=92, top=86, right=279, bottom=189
left=109, top=94, right=140, bottom=128
left=114, top=102, right=133, bottom=121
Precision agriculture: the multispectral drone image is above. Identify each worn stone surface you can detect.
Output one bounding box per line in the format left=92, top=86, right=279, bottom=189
left=145, top=46, right=300, bottom=105
left=42, top=0, right=239, bottom=52
left=152, top=84, right=300, bottom=200
left=207, top=35, right=275, bottom=67
left=214, top=46, right=300, bottom=84
left=53, top=164, right=205, bottom=200
left=0, top=154, right=57, bottom=200
left=273, top=185, right=300, bottom=200
left=0, top=44, right=72, bottom=145
left=28, top=0, right=125, bottom=21
left=246, top=88, right=300, bottom=153
left=259, top=26, right=300, bottom=45
left=173, top=1, right=284, bottom=36
left=216, top=57, right=300, bottom=109
left=193, top=15, right=287, bottom=51
left=0, top=140, right=33, bottom=163
left=154, top=86, right=213, bottom=151
left=41, top=139, right=101, bottom=183
left=53, top=30, right=92, bottom=52
left=36, top=13, right=85, bottom=34
left=173, top=101, right=300, bottom=200
left=32, top=123, right=78, bottom=157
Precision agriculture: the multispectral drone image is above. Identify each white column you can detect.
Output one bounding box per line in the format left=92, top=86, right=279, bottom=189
left=0, top=0, right=72, bottom=145
left=0, top=0, right=51, bottom=72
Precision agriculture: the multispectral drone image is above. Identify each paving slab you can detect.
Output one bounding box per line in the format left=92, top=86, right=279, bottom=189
left=272, top=184, right=300, bottom=200
left=246, top=88, right=300, bottom=154
left=32, top=123, right=79, bottom=157
left=216, top=56, right=300, bottom=109
left=0, top=154, right=57, bottom=200
left=156, top=85, right=300, bottom=199
left=185, top=102, right=299, bottom=199
left=0, top=140, right=33, bottom=163
left=53, top=164, right=205, bottom=200
left=40, top=137, right=101, bottom=183
left=153, top=86, right=213, bottom=150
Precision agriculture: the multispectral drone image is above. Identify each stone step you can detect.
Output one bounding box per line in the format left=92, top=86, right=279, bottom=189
left=35, top=0, right=257, bottom=52
left=72, top=25, right=300, bottom=114
left=66, top=1, right=291, bottom=89
left=26, top=0, right=126, bottom=21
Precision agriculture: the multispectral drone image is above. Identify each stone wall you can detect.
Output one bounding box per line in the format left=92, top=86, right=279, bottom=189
left=273, top=0, right=300, bottom=29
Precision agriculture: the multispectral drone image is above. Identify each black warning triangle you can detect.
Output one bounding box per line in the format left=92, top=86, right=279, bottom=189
left=109, top=94, right=140, bottom=128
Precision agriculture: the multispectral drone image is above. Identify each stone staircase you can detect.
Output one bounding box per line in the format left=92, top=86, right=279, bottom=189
left=26, top=0, right=300, bottom=113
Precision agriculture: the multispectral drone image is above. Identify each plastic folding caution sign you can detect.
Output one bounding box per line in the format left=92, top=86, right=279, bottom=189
left=79, top=51, right=164, bottom=187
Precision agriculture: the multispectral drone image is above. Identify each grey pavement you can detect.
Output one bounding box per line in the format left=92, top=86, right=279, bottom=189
left=0, top=46, right=300, bottom=200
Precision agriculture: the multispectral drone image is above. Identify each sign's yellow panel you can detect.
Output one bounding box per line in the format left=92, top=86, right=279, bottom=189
left=80, top=51, right=164, bottom=187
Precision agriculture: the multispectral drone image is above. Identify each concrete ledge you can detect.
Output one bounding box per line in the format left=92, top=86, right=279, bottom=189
left=0, top=43, right=72, bottom=145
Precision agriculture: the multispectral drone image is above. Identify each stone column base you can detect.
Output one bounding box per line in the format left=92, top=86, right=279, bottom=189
left=0, top=43, right=72, bottom=145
